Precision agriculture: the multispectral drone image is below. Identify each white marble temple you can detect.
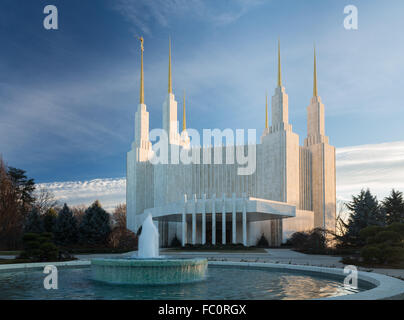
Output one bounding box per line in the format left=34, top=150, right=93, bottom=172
left=126, top=41, right=336, bottom=247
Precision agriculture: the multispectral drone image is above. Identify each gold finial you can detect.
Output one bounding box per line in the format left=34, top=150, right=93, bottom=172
left=313, top=44, right=318, bottom=97
left=277, top=39, right=282, bottom=87
left=168, top=36, right=172, bottom=94
left=182, top=90, right=186, bottom=131
left=265, top=92, right=268, bottom=129
left=138, top=36, right=144, bottom=104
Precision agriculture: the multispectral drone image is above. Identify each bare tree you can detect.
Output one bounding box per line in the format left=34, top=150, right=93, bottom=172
left=71, top=204, right=87, bottom=225
left=336, top=199, right=349, bottom=237
left=112, top=204, right=126, bottom=229
left=34, top=187, right=59, bottom=215
left=0, top=156, right=24, bottom=249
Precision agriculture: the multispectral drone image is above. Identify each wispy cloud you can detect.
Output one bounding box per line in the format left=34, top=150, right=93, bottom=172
left=0, top=68, right=135, bottom=162
left=38, top=178, right=126, bottom=212
left=38, top=140, right=404, bottom=212
left=336, top=141, right=404, bottom=201
left=112, top=0, right=265, bottom=34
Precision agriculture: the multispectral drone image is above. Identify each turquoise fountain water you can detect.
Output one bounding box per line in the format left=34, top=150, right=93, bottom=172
left=91, top=214, right=208, bottom=285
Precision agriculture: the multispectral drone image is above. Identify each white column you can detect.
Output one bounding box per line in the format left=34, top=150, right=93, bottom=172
left=232, top=193, right=236, bottom=244
left=182, top=194, right=187, bottom=247
left=192, top=194, right=196, bottom=245
left=202, top=194, right=206, bottom=245
left=242, top=193, right=247, bottom=246
left=222, top=193, right=226, bottom=244
left=212, top=193, right=216, bottom=245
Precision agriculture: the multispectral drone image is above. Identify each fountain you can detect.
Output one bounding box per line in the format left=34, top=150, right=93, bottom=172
left=91, top=214, right=208, bottom=285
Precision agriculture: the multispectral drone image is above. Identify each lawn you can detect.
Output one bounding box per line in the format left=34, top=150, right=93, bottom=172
left=0, top=251, right=21, bottom=256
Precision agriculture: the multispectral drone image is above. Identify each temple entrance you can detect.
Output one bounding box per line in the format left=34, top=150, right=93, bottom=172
left=205, top=216, right=232, bottom=245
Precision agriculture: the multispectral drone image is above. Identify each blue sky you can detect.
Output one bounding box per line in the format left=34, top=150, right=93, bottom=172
left=1, top=0, right=404, bottom=185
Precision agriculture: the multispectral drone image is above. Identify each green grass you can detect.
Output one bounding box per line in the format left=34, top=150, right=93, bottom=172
left=0, top=257, right=77, bottom=265
left=0, top=258, right=31, bottom=265
left=0, top=251, right=20, bottom=256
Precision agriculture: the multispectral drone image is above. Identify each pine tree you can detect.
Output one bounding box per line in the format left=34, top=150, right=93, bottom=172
left=43, top=208, right=57, bottom=233
left=7, top=167, right=35, bottom=216
left=53, top=204, right=78, bottom=245
left=24, top=207, right=44, bottom=234
left=79, top=200, right=111, bottom=245
left=381, top=189, right=404, bottom=224
left=345, top=189, right=385, bottom=245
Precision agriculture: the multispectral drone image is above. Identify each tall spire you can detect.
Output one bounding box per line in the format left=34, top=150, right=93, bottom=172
left=277, top=39, right=282, bottom=87
left=139, top=36, right=144, bottom=104
left=168, top=36, right=172, bottom=94
left=265, top=91, right=268, bottom=129
left=313, top=44, right=318, bottom=97
left=182, top=90, right=186, bottom=131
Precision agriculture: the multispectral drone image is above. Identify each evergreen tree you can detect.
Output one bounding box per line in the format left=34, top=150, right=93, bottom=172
left=7, top=167, right=35, bottom=216
left=79, top=201, right=111, bottom=245
left=24, top=207, right=44, bottom=234
left=381, top=189, right=404, bottom=224
left=43, top=208, right=57, bottom=233
left=345, top=189, right=384, bottom=245
left=53, top=204, right=78, bottom=245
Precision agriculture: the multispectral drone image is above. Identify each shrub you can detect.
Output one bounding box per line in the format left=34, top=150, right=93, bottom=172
left=256, top=234, right=269, bottom=248
left=18, top=232, right=59, bottom=262
left=386, top=223, right=404, bottom=237
left=361, top=246, right=381, bottom=264
left=289, top=228, right=327, bottom=253
left=383, top=246, right=404, bottom=264
left=288, top=231, right=310, bottom=250
left=359, top=225, right=384, bottom=242
left=306, top=228, right=327, bottom=251
left=39, top=242, right=59, bottom=261
left=374, top=231, right=401, bottom=244
left=170, top=234, right=181, bottom=247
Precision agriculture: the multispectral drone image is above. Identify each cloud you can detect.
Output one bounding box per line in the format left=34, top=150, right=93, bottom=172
left=37, top=140, right=404, bottom=212
left=38, top=178, right=126, bottom=212
left=112, top=0, right=265, bottom=34
left=336, top=140, right=404, bottom=201
left=0, top=68, right=135, bottom=162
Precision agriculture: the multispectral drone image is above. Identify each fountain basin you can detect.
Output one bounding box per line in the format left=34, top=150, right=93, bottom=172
left=91, top=258, right=208, bottom=285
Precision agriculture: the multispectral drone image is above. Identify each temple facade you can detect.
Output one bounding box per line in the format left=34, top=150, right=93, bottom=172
left=126, top=38, right=336, bottom=247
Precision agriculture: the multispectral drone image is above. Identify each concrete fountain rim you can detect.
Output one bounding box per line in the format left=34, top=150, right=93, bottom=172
left=91, top=257, right=208, bottom=267
left=1, top=260, right=403, bottom=300
left=208, top=261, right=404, bottom=300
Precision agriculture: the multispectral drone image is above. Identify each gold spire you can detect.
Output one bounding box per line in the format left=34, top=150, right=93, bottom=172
left=138, top=36, right=144, bottom=104
left=168, top=36, right=172, bottom=94
left=182, top=90, right=186, bottom=131
left=277, top=39, right=282, bottom=87
left=313, top=44, right=318, bottom=97
left=265, top=92, right=268, bottom=129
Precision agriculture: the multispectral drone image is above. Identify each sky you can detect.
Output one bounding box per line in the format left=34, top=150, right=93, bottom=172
left=1, top=0, right=404, bottom=209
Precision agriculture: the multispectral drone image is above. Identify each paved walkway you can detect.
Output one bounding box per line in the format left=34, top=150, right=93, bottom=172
left=0, top=256, right=16, bottom=260
left=74, top=248, right=404, bottom=280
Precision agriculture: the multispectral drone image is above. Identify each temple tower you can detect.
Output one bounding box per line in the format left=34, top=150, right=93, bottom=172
left=256, top=40, right=300, bottom=246
left=127, top=37, right=153, bottom=232
left=304, top=46, right=336, bottom=232
left=261, top=40, right=300, bottom=206
left=162, top=37, right=181, bottom=146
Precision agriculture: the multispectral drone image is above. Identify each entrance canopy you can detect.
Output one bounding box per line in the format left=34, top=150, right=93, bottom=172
left=138, top=196, right=296, bottom=223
